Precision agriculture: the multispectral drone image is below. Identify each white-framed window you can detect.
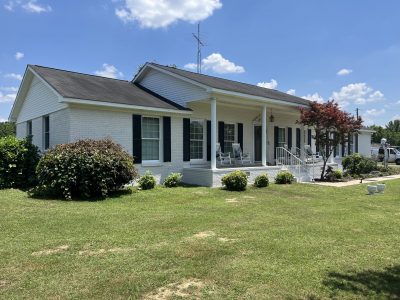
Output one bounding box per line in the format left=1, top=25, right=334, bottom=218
left=278, top=127, right=286, bottom=147
left=43, top=116, right=50, bottom=150
left=190, top=119, right=204, bottom=160
left=224, top=123, right=235, bottom=154
left=142, top=116, right=161, bottom=162
left=27, top=120, right=32, bottom=136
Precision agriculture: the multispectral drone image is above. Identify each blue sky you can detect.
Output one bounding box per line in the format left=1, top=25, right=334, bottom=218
left=1, top=0, right=400, bottom=125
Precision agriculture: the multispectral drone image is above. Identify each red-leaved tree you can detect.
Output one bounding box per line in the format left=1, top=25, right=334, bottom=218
left=299, top=100, right=363, bottom=180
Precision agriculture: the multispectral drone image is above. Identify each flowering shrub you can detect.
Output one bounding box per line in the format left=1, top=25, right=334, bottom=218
left=275, top=171, right=295, bottom=184
left=138, top=171, right=157, bottom=190
left=164, top=172, right=182, bottom=188
left=254, top=173, right=269, bottom=188
left=221, top=170, right=248, bottom=191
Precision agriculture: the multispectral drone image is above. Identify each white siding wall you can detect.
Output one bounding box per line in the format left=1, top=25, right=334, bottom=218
left=139, top=68, right=208, bottom=107
left=16, top=76, right=66, bottom=123
left=358, top=131, right=372, bottom=157
left=16, top=122, right=27, bottom=139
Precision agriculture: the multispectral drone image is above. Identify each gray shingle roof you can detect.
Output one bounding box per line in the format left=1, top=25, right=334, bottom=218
left=149, top=63, right=310, bottom=106
left=30, top=65, right=189, bottom=111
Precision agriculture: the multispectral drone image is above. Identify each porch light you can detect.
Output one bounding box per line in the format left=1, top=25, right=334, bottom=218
left=269, top=109, right=275, bottom=122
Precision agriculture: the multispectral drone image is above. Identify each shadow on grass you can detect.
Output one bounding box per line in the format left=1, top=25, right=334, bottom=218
left=323, top=266, right=400, bottom=298
left=28, top=188, right=135, bottom=202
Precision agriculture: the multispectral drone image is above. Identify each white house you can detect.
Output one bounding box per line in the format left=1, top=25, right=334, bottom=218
left=9, top=63, right=372, bottom=186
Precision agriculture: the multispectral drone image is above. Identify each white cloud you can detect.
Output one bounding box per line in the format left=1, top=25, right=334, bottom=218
left=115, top=0, right=222, bottom=28
left=185, top=53, right=245, bottom=74
left=337, top=68, right=353, bottom=76
left=0, top=86, right=18, bottom=92
left=4, top=73, right=23, bottom=81
left=302, top=93, right=324, bottom=103
left=365, top=108, right=385, bottom=116
left=287, top=89, right=296, bottom=95
left=331, top=83, right=384, bottom=106
left=94, top=64, right=123, bottom=79
left=22, top=0, right=51, bottom=13
left=4, top=1, right=51, bottom=13
left=15, top=52, right=24, bottom=60
left=0, top=117, right=8, bottom=122
left=257, top=79, right=278, bottom=89
left=0, top=92, right=16, bottom=103
left=397, top=100, right=400, bottom=104
left=392, top=114, right=400, bottom=121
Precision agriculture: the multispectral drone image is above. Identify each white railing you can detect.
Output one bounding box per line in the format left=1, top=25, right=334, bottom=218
left=275, top=147, right=315, bottom=182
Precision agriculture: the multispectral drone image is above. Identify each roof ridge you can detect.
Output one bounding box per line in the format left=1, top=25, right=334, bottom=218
left=30, top=64, right=130, bottom=82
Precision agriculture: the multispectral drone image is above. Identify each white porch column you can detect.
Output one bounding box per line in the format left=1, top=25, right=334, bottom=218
left=300, top=124, right=305, bottom=160
left=211, top=98, right=217, bottom=170
left=261, top=105, right=267, bottom=166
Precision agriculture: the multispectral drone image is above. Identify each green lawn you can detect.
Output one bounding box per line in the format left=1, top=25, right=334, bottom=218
left=1, top=181, right=400, bottom=299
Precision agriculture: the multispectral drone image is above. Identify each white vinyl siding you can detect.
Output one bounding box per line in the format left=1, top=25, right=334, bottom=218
left=138, top=68, right=208, bottom=107
left=142, top=117, right=160, bottom=161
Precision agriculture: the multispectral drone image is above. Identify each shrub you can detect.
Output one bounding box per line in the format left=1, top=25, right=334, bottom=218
left=164, top=172, right=182, bottom=188
left=275, top=171, right=295, bottom=184
left=221, top=170, right=247, bottom=191
left=33, top=139, right=137, bottom=200
left=254, top=173, right=269, bottom=188
left=138, top=171, right=156, bottom=190
left=342, top=153, right=377, bottom=175
left=325, top=166, right=343, bottom=181
left=0, top=136, right=40, bottom=189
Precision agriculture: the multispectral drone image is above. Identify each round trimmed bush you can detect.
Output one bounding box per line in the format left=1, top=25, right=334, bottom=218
left=342, top=153, right=377, bottom=175
left=254, top=173, right=269, bottom=188
left=33, top=139, right=138, bottom=200
left=138, top=171, right=156, bottom=190
left=0, top=136, right=40, bottom=189
left=164, top=172, right=182, bottom=188
left=275, top=171, right=295, bottom=184
left=221, top=170, right=247, bottom=191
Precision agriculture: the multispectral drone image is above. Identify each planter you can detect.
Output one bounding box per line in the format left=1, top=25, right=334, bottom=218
left=377, top=183, right=385, bottom=193
left=367, top=185, right=377, bottom=195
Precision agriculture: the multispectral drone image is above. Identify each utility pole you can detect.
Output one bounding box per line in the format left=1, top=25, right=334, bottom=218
left=192, top=23, right=204, bottom=74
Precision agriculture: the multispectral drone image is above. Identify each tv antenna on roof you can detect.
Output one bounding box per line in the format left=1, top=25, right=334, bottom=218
left=192, top=23, right=204, bottom=74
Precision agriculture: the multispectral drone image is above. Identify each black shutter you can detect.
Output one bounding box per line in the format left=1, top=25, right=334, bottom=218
left=132, top=114, right=142, bottom=164
left=183, top=118, right=190, bottom=161
left=274, top=126, right=279, bottom=159
left=207, top=120, right=211, bottom=161
left=348, top=134, right=352, bottom=155
left=238, top=123, right=243, bottom=150
left=341, top=137, right=345, bottom=157
left=218, top=121, right=225, bottom=152
left=296, top=128, right=301, bottom=149
left=307, top=129, right=312, bottom=146
left=287, top=127, right=292, bottom=150
left=163, top=117, right=171, bottom=162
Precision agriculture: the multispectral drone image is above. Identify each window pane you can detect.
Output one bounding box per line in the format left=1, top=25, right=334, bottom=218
left=142, top=117, right=159, bottom=139
left=190, top=141, right=203, bottom=159
left=278, top=128, right=286, bottom=146
left=142, top=139, right=159, bottom=160
left=190, top=120, right=204, bottom=160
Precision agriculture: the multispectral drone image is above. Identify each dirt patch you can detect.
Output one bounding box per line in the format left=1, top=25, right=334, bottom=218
left=192, top=231, right=216, bottom=239
left=0, top=280, right=10, bottom=289
left=79, top=247, right=134, bottom=256
left=32, top=245, right=69, bottom=256
left=242, top=196, right=255, bottom=199
left=218, top=237, right=238, bottom=243
left=143, top=278, right=205, bottom=299
left=225, top=198, right=239, bottom=203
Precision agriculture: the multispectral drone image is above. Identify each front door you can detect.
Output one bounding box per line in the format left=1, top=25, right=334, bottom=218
left=254, top=125, right=262, bottom=162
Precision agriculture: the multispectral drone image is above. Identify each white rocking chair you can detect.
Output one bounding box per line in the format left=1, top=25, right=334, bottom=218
left=216, top=143, right=232, bottom=166
left=232, top=143, right=252, bottom=165
left=304, top=145, right=322, bottom=163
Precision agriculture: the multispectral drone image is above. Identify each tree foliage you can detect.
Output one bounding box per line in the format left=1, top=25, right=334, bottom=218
left=371, top=119, right=400, bottom=146
left=299, top=100, right=363, bottom=179
left=0, top=122, right=16, bottom=138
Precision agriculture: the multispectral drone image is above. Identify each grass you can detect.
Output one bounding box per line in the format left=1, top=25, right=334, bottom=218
left=1, top=181, right=400, bottom=299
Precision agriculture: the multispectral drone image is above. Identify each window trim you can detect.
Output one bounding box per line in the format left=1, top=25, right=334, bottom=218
left=141, top=116, right=163, bottom=164
left=189, top=118, right=206, bottom=163
left=43, top=116, right=50, bottom=150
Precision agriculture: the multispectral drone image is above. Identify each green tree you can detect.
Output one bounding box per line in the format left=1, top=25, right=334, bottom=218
left=0, top=122, right=16, bottom=138
left=386, top=120, right=400, bottom=132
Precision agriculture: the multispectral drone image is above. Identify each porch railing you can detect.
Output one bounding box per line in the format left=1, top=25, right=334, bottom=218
left=275, top=147, right=315, bottom=181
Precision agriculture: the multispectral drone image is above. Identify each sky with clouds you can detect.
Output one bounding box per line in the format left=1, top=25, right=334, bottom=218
left=1, top=0, right=400, bottom=125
